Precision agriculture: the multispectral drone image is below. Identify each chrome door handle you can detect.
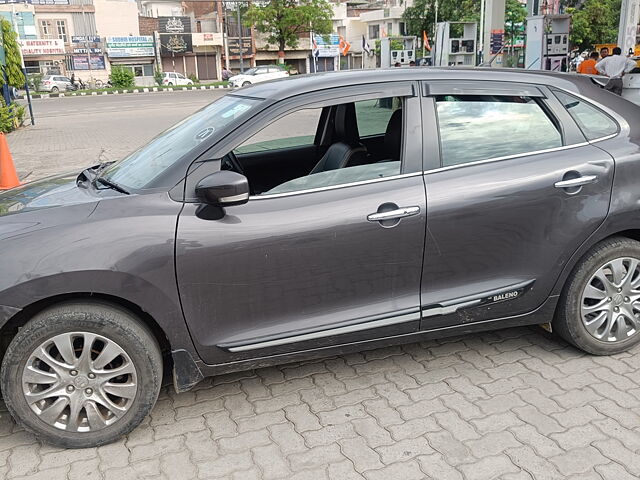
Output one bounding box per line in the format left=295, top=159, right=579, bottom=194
left=554, top=175, right=598, bottom=189
left=367, top=206, right=420, bottom=222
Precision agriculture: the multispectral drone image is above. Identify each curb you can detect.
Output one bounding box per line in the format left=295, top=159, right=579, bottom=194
left=20, top=84, right=231, bottom=100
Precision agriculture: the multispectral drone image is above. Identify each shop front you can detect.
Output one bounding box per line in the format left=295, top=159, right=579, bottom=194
left=192, top=32, right=223, bottom=81
left=20, top=39, right=67, bottom=75
left=106, top=36, right=157, bottom=86
left=158, top=16, right=195, bottom=78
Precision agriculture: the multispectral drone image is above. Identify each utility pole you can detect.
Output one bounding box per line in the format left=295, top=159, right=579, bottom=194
left=236, top=1, right=243, bottom=73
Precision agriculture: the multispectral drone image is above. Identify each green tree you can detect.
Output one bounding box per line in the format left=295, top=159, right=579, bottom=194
left=0, top=19, right=25, bottom=88
left=567, top=0, right=621, bottom=50
left=244, top=0, right=333, bottom=62
left=505, top=0, right=527, bottom=49
left=402, top=0, right=480, bottom=39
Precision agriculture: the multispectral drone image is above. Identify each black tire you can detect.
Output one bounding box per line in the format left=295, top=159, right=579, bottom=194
left=555, top=237, right=640, bottom=355
left=168, top=82, right=173, bottom=86
left=51, top=86, right=59, bottom=93
left=0, top=302, right=162, bottom=448
left=242, top=81, right=251, bottom=87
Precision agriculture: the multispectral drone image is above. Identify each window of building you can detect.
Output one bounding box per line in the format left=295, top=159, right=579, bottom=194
left=40, top=19, right=68, bottom=42
left=553, top=90, right=619, bottom=141
left=387, top=23, right=393, bottom=36
left=399, top=22, right=406, bottom=36
left=435, top=95, right=562, bottom=167
left=369, top=25, right=379, bottom=39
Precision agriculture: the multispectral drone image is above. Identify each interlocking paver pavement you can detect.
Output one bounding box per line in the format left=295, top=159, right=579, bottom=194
left=2, top=93, right=640, bottom=479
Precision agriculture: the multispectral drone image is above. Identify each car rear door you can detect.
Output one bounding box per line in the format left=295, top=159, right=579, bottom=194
left=175, top=83, right=426, bottom=365
left=418, top=80, right=615, bottom=329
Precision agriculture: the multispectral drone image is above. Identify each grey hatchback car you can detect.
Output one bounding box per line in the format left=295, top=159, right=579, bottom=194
left=1, top=68, right=640, bottom=448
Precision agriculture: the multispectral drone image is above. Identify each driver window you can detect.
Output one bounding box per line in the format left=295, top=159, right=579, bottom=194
left=230, top=97, right=405, bottom=196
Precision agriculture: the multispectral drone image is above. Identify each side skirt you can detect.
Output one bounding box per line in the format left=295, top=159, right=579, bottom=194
left=172, top=295, right=560, bottom=391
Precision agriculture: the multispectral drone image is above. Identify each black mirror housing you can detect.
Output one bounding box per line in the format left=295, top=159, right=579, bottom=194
left=195, top=171, right=250, bottom=207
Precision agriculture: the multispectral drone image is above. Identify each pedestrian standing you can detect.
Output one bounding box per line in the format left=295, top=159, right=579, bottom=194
left=222, top=67, right=233, bottom=81
left=595, top=47, right=636, bottom=95
left=577, top=51, right=600, bottom=75
left=600, top=47, right=609, bottom=60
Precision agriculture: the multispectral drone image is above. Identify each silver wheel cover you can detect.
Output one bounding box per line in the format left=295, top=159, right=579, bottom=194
left=21, top=332, right=138, bottom=432
left=581, top=257, right=640, bottom=342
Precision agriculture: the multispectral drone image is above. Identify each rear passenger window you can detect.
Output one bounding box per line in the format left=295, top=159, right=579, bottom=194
left=553, top=90, right=618, bottom=141
left=435, top=95, right=562, bottom=167
left=355, top=97, right=401, bottom=137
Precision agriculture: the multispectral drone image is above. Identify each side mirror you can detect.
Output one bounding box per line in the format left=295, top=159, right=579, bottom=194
left=195, top=171, right=249, bottom=207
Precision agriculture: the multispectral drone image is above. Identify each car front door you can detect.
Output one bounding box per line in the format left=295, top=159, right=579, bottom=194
left=176, top=84, right=426, bottom=365
left=418, top=81, right=615, bottom=330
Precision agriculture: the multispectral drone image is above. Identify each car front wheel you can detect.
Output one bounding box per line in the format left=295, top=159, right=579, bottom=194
left=0, top=302, right=162, bottom=448
left=242, top=81, right=251, bottom=87
left=555, top=237, right=640, bottom=355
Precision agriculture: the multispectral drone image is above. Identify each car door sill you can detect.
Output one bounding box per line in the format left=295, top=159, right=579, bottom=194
left=219, top=308, right=421, bottom=352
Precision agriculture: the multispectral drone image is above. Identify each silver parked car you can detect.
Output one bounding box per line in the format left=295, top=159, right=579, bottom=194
left=40, top=75, right=73, bottom=93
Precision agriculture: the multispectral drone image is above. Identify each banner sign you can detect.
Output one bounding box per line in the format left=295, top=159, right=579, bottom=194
left=73, top=47, right=102, bottom=54
left=20, top=39, right=65, bottom=55
left=72, top=36, right=101, bottom=44
left=158, top=16, right=191, bottom=34
left=0, top=0, right=69, bottom=3
left=160, top=34, right=193, bottom=55
left=227, top=37, right=252, bottom=57
left=490, top=29, right=505, bottom=55
left=72, top=54, right=106, bottom=70
left=313, top=34, right=340, bottom=57
left=192, top=32, right=223, bottom=46
left=106, top=36, right=154, bottom=57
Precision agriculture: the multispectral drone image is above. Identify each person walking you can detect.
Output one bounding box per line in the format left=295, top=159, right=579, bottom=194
left=577, top=51, right=600, bottom=74
left=595, top=47, right=636, bottom=95
left=221, top=67, right=233, bottom=81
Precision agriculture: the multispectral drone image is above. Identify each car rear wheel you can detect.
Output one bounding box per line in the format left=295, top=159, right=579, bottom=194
left=242, top=81, right=251, bottom=87
left=0, top=302, right=162, bottom=448
left=167, top=82, right=173, bottom=86
left=51, top=86, right=59, bottom=93
left=555, top=237, right=640, bottom=355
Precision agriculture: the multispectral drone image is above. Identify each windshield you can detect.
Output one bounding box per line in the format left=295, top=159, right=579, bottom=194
left=243, top=68, right=258, bottom=76
left=101, top=95, right=263, bottom=190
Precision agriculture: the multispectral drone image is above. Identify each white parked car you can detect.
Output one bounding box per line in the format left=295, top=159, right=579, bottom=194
left=162, top=72, right=194, bottom=86
left=229, top=65, right=289, bottom=88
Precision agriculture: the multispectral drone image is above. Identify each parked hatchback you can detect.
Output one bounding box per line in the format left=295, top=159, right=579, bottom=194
left=1, top=68, right=640, bottom=448
left=229, top=64, right=288, bottom=87
left=39, top=74, right=73, bottom=93
left=162, top=71, right=193, bottom=86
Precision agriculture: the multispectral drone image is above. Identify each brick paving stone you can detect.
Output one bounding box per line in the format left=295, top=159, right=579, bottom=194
left=339, top=437, right=384, bottom=472
left=505, top=446, right=563, bottom=480
left=350, top=417, right=394, bottom=448
left=252, top=444, right=291, bottom=480
left=303, top=423, right=358, bottom=447
left=288, top=444, right=344, bottom=471
left=550, top=424, right=607, bottom=450
left=417, top=452, right=464, bottom=480
left=375, top=437, right=433, bottom=464
left=549, top=446, right=609, bottom=476
left=465, top=431, right=522, bottom=458
left=362, top=460, right=425, bottom=480
left=459, top=455, right=520, bottom=480
left=68, top=458, right=101, bottom=480
left=327, top=460, right=366, bottom=480
left=592, top=438, right=640, bottom=476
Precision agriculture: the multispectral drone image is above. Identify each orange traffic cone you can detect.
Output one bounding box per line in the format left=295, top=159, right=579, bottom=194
left=0, top=132, right=20, bottom=190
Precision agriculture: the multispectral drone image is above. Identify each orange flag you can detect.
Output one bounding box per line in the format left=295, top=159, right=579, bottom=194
left=423, top=31, right=431, bottom=51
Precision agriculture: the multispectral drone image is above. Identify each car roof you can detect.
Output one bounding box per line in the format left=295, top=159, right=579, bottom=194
left=239, top=67, right=602, bottom=100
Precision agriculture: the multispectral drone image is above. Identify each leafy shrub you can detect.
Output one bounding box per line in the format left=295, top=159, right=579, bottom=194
left=0, top=98, right=25, bottom=133
left=188, top=73, right=199, bottom=84
left=154, top=69, right=163, bottom=86
left=28, top=73, right=43, bottom=92
left=109, top=66, right=135, bottom=89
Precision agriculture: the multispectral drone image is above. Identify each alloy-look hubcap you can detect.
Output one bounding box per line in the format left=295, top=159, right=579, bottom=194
left=581, top=257, right=640, bottom=342
left=21, top=332, right=138, bottom=432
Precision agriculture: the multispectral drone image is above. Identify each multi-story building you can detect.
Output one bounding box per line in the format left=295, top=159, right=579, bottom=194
left=137, top=0, right=225, bottom=81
